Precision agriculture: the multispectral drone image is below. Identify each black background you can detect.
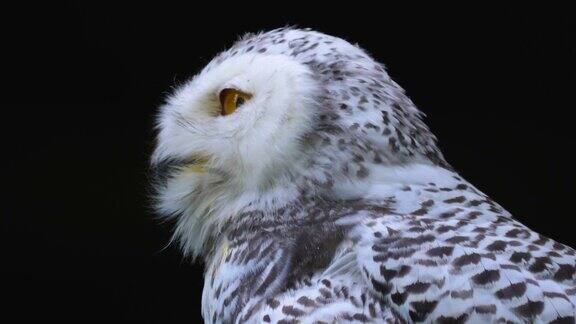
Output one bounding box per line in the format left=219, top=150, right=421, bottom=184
left=4, top=3, right=575, bottom=323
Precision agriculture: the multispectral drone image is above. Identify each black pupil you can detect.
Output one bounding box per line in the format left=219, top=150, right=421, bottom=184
left=236, top=96, right=245, bottom=107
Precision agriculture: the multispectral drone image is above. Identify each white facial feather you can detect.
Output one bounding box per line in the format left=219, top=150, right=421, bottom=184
left=154, top=53, right=318, bottom=185
left=152, top=53, right=319, bottom=256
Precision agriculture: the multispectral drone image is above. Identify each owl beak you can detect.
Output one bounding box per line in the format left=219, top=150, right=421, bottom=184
left=182, top=155, right=211, bottom=173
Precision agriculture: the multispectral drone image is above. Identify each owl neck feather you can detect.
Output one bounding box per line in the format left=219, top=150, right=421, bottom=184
left=190, top=162, right=460, bottom=260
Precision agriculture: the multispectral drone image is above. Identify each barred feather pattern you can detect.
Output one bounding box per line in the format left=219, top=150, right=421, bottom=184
left=204, top=177, right=576, bottom=323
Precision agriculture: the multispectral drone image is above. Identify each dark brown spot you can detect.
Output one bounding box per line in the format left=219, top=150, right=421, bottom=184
left=422, top=199, right=435, bottom=207
left=319, top=288, right=332, bottom=299
left=404, top=281, right=431, bottom=294
left=554, top=264, right=576, bottom=281
left=353, top=313, right=369, bottom=322
left=533, top=236, right=550, bottom=246
left=510, top=252, right=531, bottom=263
left=395, top=234, right=435, bottom=248
left=409, top=300, right=438, bottom=322
left=398, top=265, right=412, bottom=277
left=453, top=253, right=481, bottom=268
left=446, top=236, right=468, bottom=244
left=514, top=300, right=544, bottom=318
left=501, top=264, right=521, bottom=271
left=467, top=200, right=483, bottom=207
left=505, top=228, right=529, bottom=238
left=472, top=269, right=500, bottom=285
left=529, top=257, right=551, bottom=273
left=439, top=210, right=458, bottom=219
left=495, top=282, right=527, bottom=299
left=409, top=226, right=427, bottom=233
left=474, top=304, right=497, bottom=314
left=277, top=319, right=298, bottom=324
left=255, top=263, right=280, bottom=295
left=369, top=303, right=376, bottom=317
left=412, top=207, right=429, bottom=216
left=451, top=289, right=473, bottom=299
left=549, top=317, right=576, bottom=324
left=380, top=266, right=397, bottom=281
left=544, top=291, right=571, bottom=301
left=486, top=240, right=507, bottom=252
left=371, top=278, right=392, bottom=295
left=391, top=291, right=408, bottom=305
left=444, top=196, right=466, bottom=204
left=437, top=314, right=469, bottom=324
left=553, top=242, right=566, bottom=250
left=357, top=166, right=369, bottom=178
left=413, top=259, right=437, bottom=267
left=427, top=246, right=454, bottom=258
left=266, top=298, right=280, bottom=309
left=436, top=225, right=458, bottom=233
left=282, top=305, right=305, bottom=317
left=296, top=296, right=317, bottom=308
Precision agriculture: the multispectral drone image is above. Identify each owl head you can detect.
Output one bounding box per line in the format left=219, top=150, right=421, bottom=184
left=153, top=53, right=319, bottom=191
left=151, top=28, right=448, bottom=258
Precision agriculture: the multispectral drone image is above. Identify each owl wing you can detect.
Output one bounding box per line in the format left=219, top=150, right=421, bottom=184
left=351, top=183, right=576, bottom=323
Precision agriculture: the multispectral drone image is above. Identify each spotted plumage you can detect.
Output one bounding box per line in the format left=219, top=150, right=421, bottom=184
left=152, top=28, right=576, bottom=323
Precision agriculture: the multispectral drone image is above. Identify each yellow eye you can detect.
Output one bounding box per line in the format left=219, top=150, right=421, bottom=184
left=219, top=88, right=252, bottom=116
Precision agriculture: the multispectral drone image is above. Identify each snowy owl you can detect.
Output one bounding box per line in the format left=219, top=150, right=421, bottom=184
left=151, top=28, right=576, bottom=323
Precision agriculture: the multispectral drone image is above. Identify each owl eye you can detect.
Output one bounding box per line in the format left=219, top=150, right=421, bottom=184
left=219, top=88, right=252, bottom=116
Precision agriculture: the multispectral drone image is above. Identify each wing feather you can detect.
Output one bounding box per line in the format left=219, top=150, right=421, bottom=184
left=351, top=181, right=576, bottom=322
